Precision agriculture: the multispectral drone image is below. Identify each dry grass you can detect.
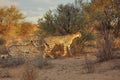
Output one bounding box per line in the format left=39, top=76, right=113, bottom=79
left=95, top=35, right=115, bottom=62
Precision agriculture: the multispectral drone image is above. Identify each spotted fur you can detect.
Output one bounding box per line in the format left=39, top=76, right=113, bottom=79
left=43, top=32, right=81, bottom=58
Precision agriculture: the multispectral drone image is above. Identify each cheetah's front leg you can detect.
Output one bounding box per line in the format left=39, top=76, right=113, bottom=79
left=43, top=49, right=55, bottom=59
left=68, top=46, right=72, bottom=56
left=43, top=45, right=55, bottom=59
left=62, top=46, right=67, bottom=57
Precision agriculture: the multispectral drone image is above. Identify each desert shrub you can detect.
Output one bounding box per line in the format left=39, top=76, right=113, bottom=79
left=32, top=56, right=49, bottom=68
left=22, top=63, right=38, bottom=80
left=0, top=56, right=25, bottom=68
left=95, top=32, right=116, bottom=62
left=71, top=32, right=96, bottom=55
left=95, top=51, right=114, bottom=62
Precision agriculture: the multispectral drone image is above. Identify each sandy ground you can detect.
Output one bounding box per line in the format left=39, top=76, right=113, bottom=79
left=0, top=58, right=120, bottom=80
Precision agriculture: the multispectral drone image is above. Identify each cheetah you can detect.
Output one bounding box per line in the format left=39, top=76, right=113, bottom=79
left=43, top=32, right=81, bottom=58
left=8, top=39, right=40, bottom=58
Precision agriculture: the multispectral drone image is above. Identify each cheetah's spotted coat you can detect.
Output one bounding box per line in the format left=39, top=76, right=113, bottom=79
left=43, top=32, right=81, bottom=58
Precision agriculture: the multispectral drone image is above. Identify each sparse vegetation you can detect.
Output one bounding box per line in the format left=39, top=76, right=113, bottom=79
left=95, top=35, right=115, bottom=62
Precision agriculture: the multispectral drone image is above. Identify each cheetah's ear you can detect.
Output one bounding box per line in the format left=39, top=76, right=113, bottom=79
left=76, top=32, right=80, bottom=34
left=75, top=32, right=79, bottom=34
left=76, top=32, right=81, bottom=37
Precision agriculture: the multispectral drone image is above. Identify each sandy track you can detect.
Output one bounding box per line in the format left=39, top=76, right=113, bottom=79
left=38, top=58, right=120, bottom=80
left=0, top=58, right=120, bottom=80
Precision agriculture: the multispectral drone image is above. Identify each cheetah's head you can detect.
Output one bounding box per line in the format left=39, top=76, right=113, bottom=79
left=75, top=32, right=81, bottom=38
